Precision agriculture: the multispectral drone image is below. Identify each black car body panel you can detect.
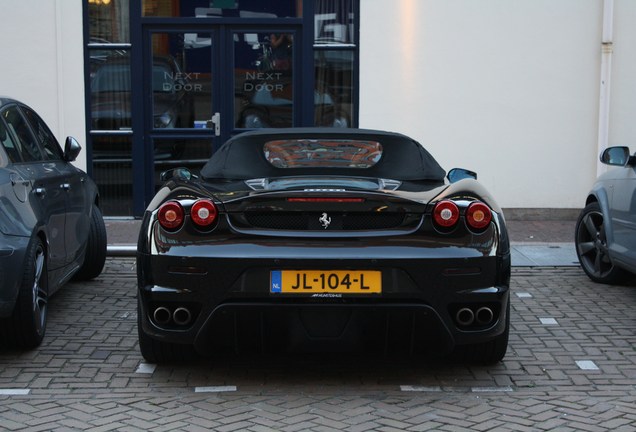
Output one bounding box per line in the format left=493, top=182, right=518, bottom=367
left=137, top=128, right=511, bottom=362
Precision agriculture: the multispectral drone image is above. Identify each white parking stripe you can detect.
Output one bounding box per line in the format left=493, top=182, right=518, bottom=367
left=135, top=363, right=157, bottom=374
left=400, top=385, right=442, bottom=392
left=0, top=389, right=30, bottom=395
left=471, top=386, right=513, bottom=393
left=400, top=385, right=513, bottom=393
left=195, top=386, right=237, bottom=393
left=576, top=360, right=600, bottom=371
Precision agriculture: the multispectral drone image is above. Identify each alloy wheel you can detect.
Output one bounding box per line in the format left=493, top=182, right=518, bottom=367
left=575, top=204, right=621, bottom=283
left=31, top=243, right=48, bottom=337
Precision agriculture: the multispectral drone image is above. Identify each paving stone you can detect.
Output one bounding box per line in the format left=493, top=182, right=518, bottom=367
left=1, top=261, right=636, bottom=430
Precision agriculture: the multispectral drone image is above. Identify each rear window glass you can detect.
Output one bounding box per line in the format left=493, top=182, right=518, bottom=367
left=264, top=139, right=382, bottom=169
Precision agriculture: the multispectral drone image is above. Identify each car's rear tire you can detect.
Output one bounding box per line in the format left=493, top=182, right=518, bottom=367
left=72, top=205, right=107, bottom=281
left=2, top=237, right=48, bottom=349
left=575, top=202, right=630, bottom=284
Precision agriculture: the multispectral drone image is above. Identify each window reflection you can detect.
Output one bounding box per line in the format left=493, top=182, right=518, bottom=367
left=91, top=135, right=133, bottom=216
left=314, top=50, right=352, bottom=127
left=315, top=0, right=354, bottom=46
left=90, top=57, right=132, bottom=131
left=142, top=0, right=300, bottom=18
left=152, top=139, right=214, bottom=191
left=152, top=33, right=212, bottom=129
left=235, top=32, right=294, bottom=128
left=88, top=0, right=130, bottom=43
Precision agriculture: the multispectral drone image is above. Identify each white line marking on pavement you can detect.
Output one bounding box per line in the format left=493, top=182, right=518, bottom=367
left=400, top=385, right=442, bottom=392
left=576, top=360, right=599, bottom=371
left=400, top=385, right=513, bottom=393
left=540, top=317, right=558, bottom=325
left=0, top=389, right=31, bottom=395
left=471, top=386, right=513, bottom=393
left=136, top=363, right=157, bottom=374
left=195, top=386, right=237, bottom=393
left=516, top=292, right=532, bottom=298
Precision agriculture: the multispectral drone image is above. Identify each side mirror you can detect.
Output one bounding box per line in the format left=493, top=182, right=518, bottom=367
left=447, top=168, right=477, bottom=183
left=160, top=167, right=193, bottom=182
left=64, top=137, right=82, bottom=162
left=600, top=146, right=631, bottom=167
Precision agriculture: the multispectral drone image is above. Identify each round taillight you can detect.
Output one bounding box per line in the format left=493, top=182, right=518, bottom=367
left=191, top=199, right=217, bottom=228
left=433, top=200, right=460, bottom=228
left=158, top=201, right=184, bottom=230
left=466, top=201, right=492, bottom=230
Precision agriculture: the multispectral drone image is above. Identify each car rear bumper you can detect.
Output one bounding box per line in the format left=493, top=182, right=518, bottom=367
left=137, top=248, right=511, bottom=355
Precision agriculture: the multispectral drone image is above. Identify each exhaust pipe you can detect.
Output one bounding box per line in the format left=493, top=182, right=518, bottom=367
left=153, top=306, right=172, bottom=325
left=455, top=307, right=475, bottom=326
left=173, top=307, right=192, bottom=326
left=475, top=307, right=494, bottom=325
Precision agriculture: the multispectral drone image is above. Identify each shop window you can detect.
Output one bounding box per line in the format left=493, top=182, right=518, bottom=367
left=315, top=0, right=354, bottom=46
left=142, top=0, right=302, bottom=18
left=314, top=50, right=353, bottom=128
left=314, top=0, right=355, bottom=127
left=150, top=33, right=212, bottom=130
left=235, top=32, right=295, bottom=129
left=91, top=135, right=134, bottom=215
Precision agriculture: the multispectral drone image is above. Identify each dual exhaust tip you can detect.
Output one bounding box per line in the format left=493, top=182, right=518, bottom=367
left=155, top=304, right=494, bottom=329
left=455, top=306, right=495, bottom=328
left=153, top=306, right=192, bottom=327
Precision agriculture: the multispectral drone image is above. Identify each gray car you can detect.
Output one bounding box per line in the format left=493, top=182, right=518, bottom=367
left=0, top=97, right=107, bottom=348
left=575, top=146, right=636, bottom=284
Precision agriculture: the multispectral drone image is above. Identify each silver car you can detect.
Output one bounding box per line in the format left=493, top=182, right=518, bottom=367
left=575, top=146, right=636, bottom=283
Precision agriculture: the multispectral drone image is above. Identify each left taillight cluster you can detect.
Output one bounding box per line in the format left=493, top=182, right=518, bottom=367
left=432, top=200, right=492, bottom=231
left=157, top=199, right=218, bottom=231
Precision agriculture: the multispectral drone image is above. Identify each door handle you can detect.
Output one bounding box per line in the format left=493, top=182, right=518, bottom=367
left=207, top=112, right=221, bottom=137
left=35, top=187, right=46, bottom=196
left=60, top=183, right=71, bottom=190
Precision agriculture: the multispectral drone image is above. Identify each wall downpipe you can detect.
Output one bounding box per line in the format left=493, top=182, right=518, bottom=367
left=597, top=0, right=614, bottom=176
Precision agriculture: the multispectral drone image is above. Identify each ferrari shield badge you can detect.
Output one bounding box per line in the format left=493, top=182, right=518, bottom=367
left=319, top=212, right=331, bottom=229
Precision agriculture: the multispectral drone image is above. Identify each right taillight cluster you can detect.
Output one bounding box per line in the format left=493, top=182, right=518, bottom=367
left=157, top=199, right=218, bottom=231
left=433, top=200, right=492, bottom=231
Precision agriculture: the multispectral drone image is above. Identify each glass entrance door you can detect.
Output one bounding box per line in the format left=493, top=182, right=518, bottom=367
left=87, top=1, right=359, bottom=217
left=146, top=30, right=220, bottom=197
left=143, top=28, right=298, bottom=204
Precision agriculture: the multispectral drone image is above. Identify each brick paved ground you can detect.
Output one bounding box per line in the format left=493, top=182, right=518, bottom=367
left=1, top=258, right=636, bottom=431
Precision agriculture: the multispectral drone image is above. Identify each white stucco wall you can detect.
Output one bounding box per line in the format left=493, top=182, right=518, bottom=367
left=0, top=0, right=86, bottom=170
left=2, top=0, right=635, bottom=210
left=360, top=0, right=613, bottom=210
left=610, top=1, right=636, bottom=152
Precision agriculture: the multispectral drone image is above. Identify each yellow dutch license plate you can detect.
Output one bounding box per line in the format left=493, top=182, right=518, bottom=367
left=270, top=270, right=381, bottom=294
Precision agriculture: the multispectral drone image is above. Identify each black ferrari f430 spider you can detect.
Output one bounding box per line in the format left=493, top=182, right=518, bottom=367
left=136, top=128, right=511, bottom=363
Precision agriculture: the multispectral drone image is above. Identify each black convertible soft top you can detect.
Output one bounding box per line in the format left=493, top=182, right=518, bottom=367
left=200, top=128, right=446, bottom=181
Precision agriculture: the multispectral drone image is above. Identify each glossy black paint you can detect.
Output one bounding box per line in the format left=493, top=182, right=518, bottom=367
left=136, top=128, right=511, bottom=363
left=0, top=97, right=106, bottom=347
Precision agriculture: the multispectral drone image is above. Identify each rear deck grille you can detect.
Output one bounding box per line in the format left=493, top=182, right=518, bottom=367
left=243, top=212, right=406, bottom=231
